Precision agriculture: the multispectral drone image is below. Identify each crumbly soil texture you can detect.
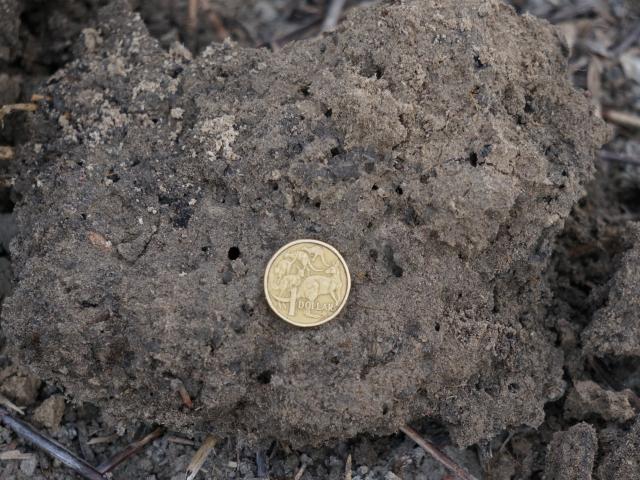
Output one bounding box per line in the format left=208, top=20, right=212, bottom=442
left=0, top=0, right=639, bottom=479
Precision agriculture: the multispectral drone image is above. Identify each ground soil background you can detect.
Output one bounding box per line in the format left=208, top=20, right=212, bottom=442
left=0, top=0, right=639, bottom=479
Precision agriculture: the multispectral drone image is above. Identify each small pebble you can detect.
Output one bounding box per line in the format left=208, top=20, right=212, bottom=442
left=20, top=456, right=37, bottom=476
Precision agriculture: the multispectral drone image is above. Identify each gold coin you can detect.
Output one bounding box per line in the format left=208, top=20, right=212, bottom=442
left=264, top=239, right=351, bottom=327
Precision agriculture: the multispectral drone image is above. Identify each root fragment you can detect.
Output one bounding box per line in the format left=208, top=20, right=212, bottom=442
left=400, top=425, right=478, bottom=480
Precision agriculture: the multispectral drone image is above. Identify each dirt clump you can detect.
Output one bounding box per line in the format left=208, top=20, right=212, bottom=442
left=32, top=394, right=66, bottom=430
left=1, top=0, right=609, bottom=450
left=583, top=227, right=640, bottom=358
left=0, top=367, right=41, bottom=406
left=596, top=418, right=640, bottom=480
left=564, top=380, right=637, bottom=424
left=543, top=422, right=598, bottom=480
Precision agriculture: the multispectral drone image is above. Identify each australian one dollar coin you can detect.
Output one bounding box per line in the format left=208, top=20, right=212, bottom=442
left=264, top=239, right=351, bottom=327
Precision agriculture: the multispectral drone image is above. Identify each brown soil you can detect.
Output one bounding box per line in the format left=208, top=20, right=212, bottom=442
left=0, top=0, right=639, bottom=479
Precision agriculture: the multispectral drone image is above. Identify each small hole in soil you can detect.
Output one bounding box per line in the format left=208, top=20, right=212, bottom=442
left=228, top=246, right=241, bottom=260
left=106, top=170, right=120, bottom=183
left=330, top=147, right=341, bottom=157
left=232, top=323, right=245, bottom=334
left=384, top=245, right=404, bottom=278
left=382, top=404, right=389, bottom=415
left=330, top=356, right=340, bottom=365
left=324, top=108, right=333, bottom=118
left=473, top=54, right=487, bottom=69
left=524, top=95, right=535, bottom=113
left=0, top=188, right=15, bottom=213
left=435, top=323, right=441, bottom=332
left=468, top=152, right=478, bottom=167
left=272, top=182, right=279, bottom=191
left=618, top=187, right=640, bottom=214
left=170, top=65, right=183, bottom=78
left=371, top=184, right=379, bottom=191
left=376, top=67, right=384, bottom=79
left=314, top=200, right=321, bottom=208
left=201, top=246, right=210, bottom=253
left=300, top=84, right=311, bottom=96
left=395, top=185, right=403, bottom=195
left=508, top=383, right=520, bottom=393
left=241, top=303, right=254, bottom=317
left=158, top=195, right=173, bottom=206
left=257, top=370, right=272, bottom=384
left=173, top=204, right=193, bottom=229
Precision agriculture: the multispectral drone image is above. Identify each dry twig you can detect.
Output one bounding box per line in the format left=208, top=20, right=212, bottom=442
left=0, top=103, right=37, bottom=124
left=186, top=435, right=218, bottom=480
left=322, top=0, right=347, bottom=32
left=0, top=450, right=35, bottom=461
left=96, top=427, right=165, bottom=474
left=87, top=434, right=119, bottom=446
left=30, top=94, right=51, bottom=103
left=171, top=378, right=193, bottom=408
left=0, top=407, right=106, bottom=480
left=400, top=425, right=478, bottom=480
left=77, top=421, right=96, bottom=464
left=187, top=0, right=199, bottom=36
left=1, top=396, right=165, bottom=478
left=600, top=150, right=640, bottom=166
left=0, top=394, right=24, bottom=415
left=549, top=2, right=597, bottom=23
left=294, top=463, right=307, bottom=480
left=256, top=449, right=268, bottom=478
left=587, top=56, right=603, bottom=115
left=199, top=0, right=229, bottom=41
left=345, top=453, right=352, bottom=480
left=167, top=435, right=196, bottom=446
left=602, top=109, right=640, bottom=129
left=611, top=23, right=640, bottom=57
